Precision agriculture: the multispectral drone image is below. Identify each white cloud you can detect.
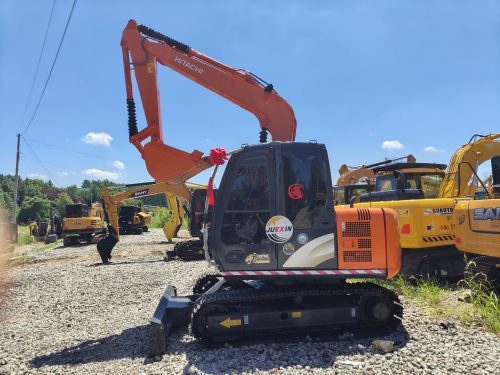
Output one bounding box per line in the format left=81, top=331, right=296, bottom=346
left=57, top=171, right=69, bottom=176
left=424, top=146, right=444, bottom=153
left=382, top=140, right=404, bottom=151
left=81, top=132, right=113, bottom=147
left=27, top=173, right=48, bottom=180
left=112, top=160, right=125, bottom=170
left=83, top=168, right=120, bottom=181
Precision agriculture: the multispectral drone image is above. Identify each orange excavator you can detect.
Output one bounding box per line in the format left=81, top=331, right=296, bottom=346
left=120, top=20, right=403, bottom=354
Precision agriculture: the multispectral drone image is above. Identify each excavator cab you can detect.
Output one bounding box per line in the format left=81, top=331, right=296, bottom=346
left=118, top=205, right=146, bottom=235
left=493, top=155, right=500, bottom=197
left=334, top=184, right=373, bottom=206
left=454, top=155, right=500, bottom=288
left=189, top=188, right=215, bottom=239
left=358, top=163, right=446, bottom=203
left=210, top=142, right=336, bottom=270
left=66, top=204, right=89, bottom=218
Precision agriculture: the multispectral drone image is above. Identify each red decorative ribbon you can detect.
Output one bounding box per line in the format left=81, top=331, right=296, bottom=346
left=207, top=148, right=227, bottom=206
left=207, top=176, right=215, bottom=206
left=209, top=148, right=227, bottom=165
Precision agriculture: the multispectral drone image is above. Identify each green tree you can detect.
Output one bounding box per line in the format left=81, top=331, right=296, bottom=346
left=80, top=179, right=119, bottom=205
left=0, top=175, right=15, bottom=195
left=21, top=178, right=45, bottom=199
left=0, top=190, right=13, bottom=217
left=151, top=207, right=172, bottom=228
left=55, top=192, right=74, bottom=218
left=18, top=196, right=51, bottom=224
left=123, top=198, right=144, bottom=210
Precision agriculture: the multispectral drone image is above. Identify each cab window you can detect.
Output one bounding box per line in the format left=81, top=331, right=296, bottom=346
left=334, top=188, right=345, bottom=205
left=376, top=176, right=396, bottom=192
left=282, top=148, right=328, bottom=229
left=222, top=156, right=270, bottom=245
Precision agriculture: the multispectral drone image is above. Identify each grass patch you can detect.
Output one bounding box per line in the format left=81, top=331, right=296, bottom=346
left=376, top=273, right=500, bottom=334
left=469, top=290, right=499, bottom=332
left=32, top=239, right=63, bottom=253
left=458, top=261, right=500, bottom=333
left=16, top=226, right=36, bottom=246
left=9, top=253, right=36, bottom=265
left=150, top=208, right=172, bottom=229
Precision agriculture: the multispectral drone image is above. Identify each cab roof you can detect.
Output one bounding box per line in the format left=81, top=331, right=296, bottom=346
left=372, top=162, right=447, bottom=173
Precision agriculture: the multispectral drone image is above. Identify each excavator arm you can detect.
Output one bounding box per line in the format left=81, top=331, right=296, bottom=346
left=336, top=155, right=415, bottom=186
left=97, top=182, right=191, bottom=263
left=439, top=134, right=500, bottom=198
left=121, top=20, right=297, bottom=184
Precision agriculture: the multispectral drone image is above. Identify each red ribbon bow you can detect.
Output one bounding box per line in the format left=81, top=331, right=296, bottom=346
left=207, top=148, right=227, bottom=206
left=209, top=147, right=227, bottom=166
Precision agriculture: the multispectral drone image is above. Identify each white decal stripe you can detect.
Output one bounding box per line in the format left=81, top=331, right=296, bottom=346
left=221, top=269, right=386, bottom=276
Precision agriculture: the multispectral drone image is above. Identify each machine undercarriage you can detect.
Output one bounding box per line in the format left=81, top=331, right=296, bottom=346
left=151, top=274, right=403, bottom=355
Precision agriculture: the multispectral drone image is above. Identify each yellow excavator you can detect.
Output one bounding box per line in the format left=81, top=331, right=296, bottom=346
left=355, top=133, right=500, bottom=279
left=334, top=155, right=415, bottom=207
left=62, top=202, right=105, bottom=246
left=100, top=182, right=190, bottom=242
left=115, top=205, right=152, bottom=235
left=454, top=155, right=500, bottom=288
left=97, top=181, right=208, bottom=263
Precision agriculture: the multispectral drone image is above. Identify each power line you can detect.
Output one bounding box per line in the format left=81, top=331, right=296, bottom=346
left=24, top=137, right=138, bottom=164
left=18, top=0, right=56, bottom=132
left=22, top=0, right=78, bottom=135
left=21, top=136, right=58, bottom=184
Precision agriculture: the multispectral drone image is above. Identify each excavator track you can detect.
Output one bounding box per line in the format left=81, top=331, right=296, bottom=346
left=167, top=240, right=205, bottom=261
left=402, top=247, right=465, bottom=281
left=190, top=282, right=402, bottom=344
left=193, top=273, right=221, bottom=294
left=192, top=273, right=252, bottom=295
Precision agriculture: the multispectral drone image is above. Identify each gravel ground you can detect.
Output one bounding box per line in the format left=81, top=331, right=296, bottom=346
left=0, top=228, right=499, bottom=374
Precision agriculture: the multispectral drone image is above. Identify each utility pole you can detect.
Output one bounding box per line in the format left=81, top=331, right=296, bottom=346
left=12, top=133, right=21, bottom=223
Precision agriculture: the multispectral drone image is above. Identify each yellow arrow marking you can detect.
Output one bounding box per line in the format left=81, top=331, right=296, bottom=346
left=219, top=317, right=242, bottom=328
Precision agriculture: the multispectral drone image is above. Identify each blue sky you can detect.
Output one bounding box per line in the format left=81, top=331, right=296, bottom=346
left=1, top=0, right=499, bottom=187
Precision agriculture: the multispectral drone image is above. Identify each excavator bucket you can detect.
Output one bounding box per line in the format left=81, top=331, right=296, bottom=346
left=150, top=286, right=196, bottom=355
left=97, top=236, right=118, bottom=264
left=142, top=143, right=213, bottom=185
left=162, top=222, right=177, bottom=242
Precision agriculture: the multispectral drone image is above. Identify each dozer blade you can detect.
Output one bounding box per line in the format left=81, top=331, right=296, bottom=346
left=150, top=285, right=197, bottom=356
left=96, top=237, right=118, bottom=264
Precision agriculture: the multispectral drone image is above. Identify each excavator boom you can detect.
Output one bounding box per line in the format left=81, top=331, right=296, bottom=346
left=440, top=133, right=500, bottom=198
left=98, top=182, right=191, bottom=263
left=121, top=20, right=297, bottom=184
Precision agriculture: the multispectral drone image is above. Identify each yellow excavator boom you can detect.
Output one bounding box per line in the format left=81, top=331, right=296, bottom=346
left=439, top=133, right=500, bottom=198
left=97, top=182, right=191, bottom=263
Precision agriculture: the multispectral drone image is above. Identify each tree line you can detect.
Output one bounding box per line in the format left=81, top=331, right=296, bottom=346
left=0, top=175, right=168, bottom=224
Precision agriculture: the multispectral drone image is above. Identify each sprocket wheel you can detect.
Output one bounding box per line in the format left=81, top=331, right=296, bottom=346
left=193, top=274, right=221, bottom=295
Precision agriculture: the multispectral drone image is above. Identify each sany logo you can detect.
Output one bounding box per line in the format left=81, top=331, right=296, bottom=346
left=474, top=207, right=500, bottom=220
left=265, top=215, right=293, bottom=243
left=174, top=56, right=204, bottom=74
left=131, top=189, right=149, bottom=198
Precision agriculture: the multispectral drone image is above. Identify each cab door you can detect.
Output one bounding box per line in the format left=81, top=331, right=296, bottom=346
left=211, top=146, right=277, bottom=271
left=276, top=144, right=337, bottom=269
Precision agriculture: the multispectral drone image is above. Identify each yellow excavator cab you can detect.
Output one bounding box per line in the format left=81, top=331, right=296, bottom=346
left=137, top=211, right=152, bottom=225
left=62, top=203, right=105, bottom=246
left=454, top=155, right=500, bottom=287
